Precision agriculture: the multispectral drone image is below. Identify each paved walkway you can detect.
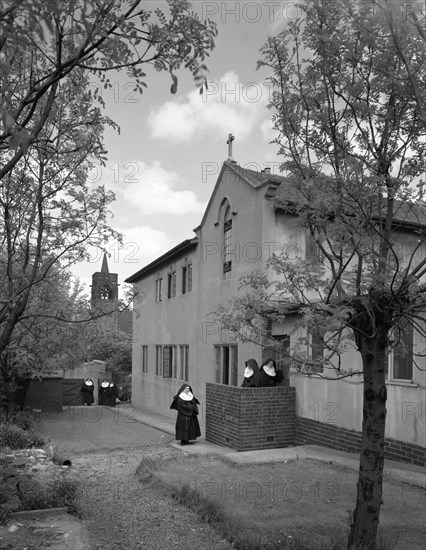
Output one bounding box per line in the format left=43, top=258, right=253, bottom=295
left=117, top=402, right=426, bottom=488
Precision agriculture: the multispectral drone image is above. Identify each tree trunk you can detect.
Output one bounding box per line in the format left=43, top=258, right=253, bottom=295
left=348, top=330, right=388, bottom=549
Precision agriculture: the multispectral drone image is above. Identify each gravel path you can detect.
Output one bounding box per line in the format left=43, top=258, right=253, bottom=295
left=66, top=443, right=234, bottom=550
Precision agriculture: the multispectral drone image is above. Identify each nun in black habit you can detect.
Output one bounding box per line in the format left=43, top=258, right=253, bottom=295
left=106, top=381, right=118, bottom=407
left=170, top=383, right=201, bottom=445
left=82, top=378, right=95, bottom=405
left=241, top=358, right=261, bottom=387
left=99, top=379, right=110, bottom=405
left=259, top=358, right=278, bottom=387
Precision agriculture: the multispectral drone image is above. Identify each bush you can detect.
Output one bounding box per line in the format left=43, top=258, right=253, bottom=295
left=0, top=457, right=18, bottom=523
left=0, top=423, right=45, bottom=450
left=17, top=475, right=79, bottom=513
left=12, top=412, right=35, bottom=432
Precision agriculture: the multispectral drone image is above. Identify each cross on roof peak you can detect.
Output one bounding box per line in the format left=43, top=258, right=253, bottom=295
left=226, top=133, right=235, bottom=160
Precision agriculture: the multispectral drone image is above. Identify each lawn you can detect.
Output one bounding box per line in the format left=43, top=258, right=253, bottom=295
left=137, top=450, right=426, bottom=550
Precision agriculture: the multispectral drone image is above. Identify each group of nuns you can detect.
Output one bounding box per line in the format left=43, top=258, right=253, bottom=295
left=81, top=378, right=118, bottom=407
left=241, top=357, right=283, bottom=387
left=170, top=357, right=283, bottom=446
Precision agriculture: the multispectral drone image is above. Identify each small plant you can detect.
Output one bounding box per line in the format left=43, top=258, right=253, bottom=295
left=16, top=475, right=79, bottom=513
left=0, top=423, right=45, bottom=450
left=12, top=412, right=35, bottom=432
left=0, top=457, right=18, bottom=524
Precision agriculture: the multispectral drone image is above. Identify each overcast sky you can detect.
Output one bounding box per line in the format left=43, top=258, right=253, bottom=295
left=74, top=1, right=304, bottom=295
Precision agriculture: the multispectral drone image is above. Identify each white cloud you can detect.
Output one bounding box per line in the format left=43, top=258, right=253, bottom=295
left=89, top=160, right=206, bottom=216
left=121, top=161, right=206, bottom=215
left=148, top=71, right=270, bottom=144
left=260, top=118, right=277, bottom=142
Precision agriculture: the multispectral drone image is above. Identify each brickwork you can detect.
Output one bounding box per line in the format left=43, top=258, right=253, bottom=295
left=206, top=383, right=295, bottom=451
left=296, top=416, right=426, bottom=467
left=205, top=383, right=425, bottom=465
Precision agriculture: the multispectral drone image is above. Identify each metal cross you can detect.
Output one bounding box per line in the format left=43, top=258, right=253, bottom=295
left=226, top=133, right=235, bottom=159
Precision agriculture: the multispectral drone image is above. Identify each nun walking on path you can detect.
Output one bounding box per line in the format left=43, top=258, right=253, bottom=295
left=170, top=384, right=201, bottom=446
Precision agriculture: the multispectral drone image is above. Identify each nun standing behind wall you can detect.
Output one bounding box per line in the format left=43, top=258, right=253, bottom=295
left=82, top=378, right=95, bottom=405
left=259, top=358, right=280, bottom=387
left=170, top=384, right=201, bottom=446
left=241, top=358, right=261, bottom=387
left=99, top=379, right=110, bottom=405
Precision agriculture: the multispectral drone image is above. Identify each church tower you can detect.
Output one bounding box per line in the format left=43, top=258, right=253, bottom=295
left=91, top=254, right=119, bottom=305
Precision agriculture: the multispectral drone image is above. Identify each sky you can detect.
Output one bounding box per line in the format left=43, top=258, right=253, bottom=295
left=75, top=1, right=302, bottom=296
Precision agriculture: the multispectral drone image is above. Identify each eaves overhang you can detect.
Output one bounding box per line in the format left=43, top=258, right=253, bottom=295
left=125, top=238, right=198, bottom=283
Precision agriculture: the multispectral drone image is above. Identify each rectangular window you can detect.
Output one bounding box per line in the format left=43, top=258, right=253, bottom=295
left=305, top=230, right=322, bottom=264
left=180, top=345, right=189, bottom=380
left=163, top=346, right=172, bottom=378
left=155, top=278, right=162, bottom=302
left=187, top=264, right=192, bottom=292
left=155, top=345, right=162, bottom=375
left=182, top=264, right=193, bottom=294
left=388, top=322, right=414, bottom=381
left=167, top=271, right=176, bottom=298
left=172, top=345, right=178, bottom=378
left=223, top=219, right=232, bottom=279
left=309, top=329, right=324, bottom=373
left=141, top=345, right=148, bottom=373
left=215, top=345, right=238, bottom=386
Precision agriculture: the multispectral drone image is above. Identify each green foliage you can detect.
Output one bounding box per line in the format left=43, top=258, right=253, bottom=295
left=0, top=423, right=45, bottom=450
left=16, top=475, right=79, bottom=513
left=221, top=2, right=425, bottom=546
left=0, top=0, right=216, bottom=411
left=6, top=412, right=34, bottom=432
left=0, top=0, right=217, bottom=163
left=0, top=457, right=17, bottom=523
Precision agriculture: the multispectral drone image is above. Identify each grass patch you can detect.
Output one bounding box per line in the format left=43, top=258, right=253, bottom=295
left=136, top=451, right=425, bottom=550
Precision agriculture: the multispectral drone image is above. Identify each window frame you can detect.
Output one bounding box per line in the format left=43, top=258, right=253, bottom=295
left=141, top=345, right=148, bottom=373
left=167, top=271, right=176, bottom=299
left=309, top=329, right=325, bottom=373
left=155, top=345, right=163, bottom=375
left=215, top=344, right=238, bottom=386
left=182, top=264, right=193, bottom=294
left=387, top=322, right=414, bottom=382
left=162, top=346, right=173, bottom=378
left=179, top=345, right=189, bottom=380
left=155, top=278, right=163, bottom=302
left=223, top=206, right=232, bottom=279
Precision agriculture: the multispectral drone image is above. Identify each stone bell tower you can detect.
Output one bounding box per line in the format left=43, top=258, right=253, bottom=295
left=91, top=254, right=119, bottom=305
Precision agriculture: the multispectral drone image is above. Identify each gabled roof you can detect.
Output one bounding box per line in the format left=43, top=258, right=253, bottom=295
left=125, top=238, right=198, bottom=283
left=126, top=161, right=425, bottom=285
left=195, top=160, right=290, bottom=230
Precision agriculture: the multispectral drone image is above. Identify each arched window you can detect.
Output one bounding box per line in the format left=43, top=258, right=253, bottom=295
left=100, top=284, right=112, bottom=300
left=223, top=205, right=232, bottom=279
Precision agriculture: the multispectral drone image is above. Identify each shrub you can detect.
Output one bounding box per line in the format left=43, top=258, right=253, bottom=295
left=0, top=457, right=18, bottom=524
left=12, top=412, right=35, bottom=432
left=0, top=423, right=45, bottom=450
left=17, top=475, right=79, bottom=513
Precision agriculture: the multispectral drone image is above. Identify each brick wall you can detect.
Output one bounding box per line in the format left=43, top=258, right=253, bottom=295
left=205, top=383, right=425, bottom=465
left=206, top=383, right=295, bottom=451
left=296, top=416, right=426, bottom=467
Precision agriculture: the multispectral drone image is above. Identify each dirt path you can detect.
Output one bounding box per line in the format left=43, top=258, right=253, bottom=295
left=67, top=446, right=233, bottom=550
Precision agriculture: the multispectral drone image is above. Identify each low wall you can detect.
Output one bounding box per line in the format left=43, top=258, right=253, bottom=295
left=25, top=376, right=63, bottom=412
left=206, top=383, right=295, bottom=451
left=64, top=360, right=107, bottom=404
left=296, top=416, right=426, bottom=467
